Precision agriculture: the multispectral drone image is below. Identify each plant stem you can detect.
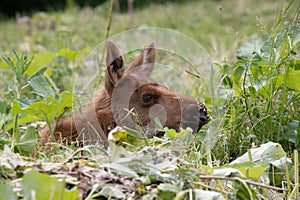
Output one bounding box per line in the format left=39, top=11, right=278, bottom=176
left=11, top=82, right=23, bottom=151
left=45, top=73, right=60, bottom=93
left=101, top=0, right=115, bottom=63
left=11, top=114, right=19, bottom=150
left=287, top=150, right=299, bottom=199
left=199, top=175, right=288, bottom=192
left=242, top=60, right=255, bottom=134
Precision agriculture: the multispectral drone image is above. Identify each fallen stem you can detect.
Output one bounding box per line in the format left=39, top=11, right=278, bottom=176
left=185, top=69, right=201, bottom=79
left=62, top=145, right=107, bottom=165
left=199, top=175, right=288, bottom=192
left=193, top=181, right=230, bottom=195
left=61, top=148, right=92, bottom=165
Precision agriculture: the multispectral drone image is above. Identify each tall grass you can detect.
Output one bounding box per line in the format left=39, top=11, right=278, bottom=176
left=213, top=0, right=300, bottom=162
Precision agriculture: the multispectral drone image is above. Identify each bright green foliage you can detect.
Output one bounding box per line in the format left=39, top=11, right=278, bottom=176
left=0, top=47, right=81, bottom=154
left=12, top=91, right=73, bottom=125
left=227, top=162, right=269, bottom=181
left=217, top=24, right=300, bottom=160
left=276, top=70, right=300, bottom=92
left=14, top=126, right=38, bottom=156
left=0, top=184, right=18, bottom=200
left=22, top=170, right=79, bottom=200
left=57, top=47, right=90, bottom=61
left=28, top=75, right=56, bottom=97
left=24, top=52, right=56, bottom=77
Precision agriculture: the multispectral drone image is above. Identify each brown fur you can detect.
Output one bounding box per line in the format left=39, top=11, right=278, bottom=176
left=39, top=41, right=210, bottom=147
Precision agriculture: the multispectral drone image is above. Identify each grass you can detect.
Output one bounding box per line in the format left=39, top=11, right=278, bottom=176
left=0, top=0, right=290, bottom=60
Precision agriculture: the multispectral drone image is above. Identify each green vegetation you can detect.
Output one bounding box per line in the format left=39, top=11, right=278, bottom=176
left=0, top=0, right=299, bottom=199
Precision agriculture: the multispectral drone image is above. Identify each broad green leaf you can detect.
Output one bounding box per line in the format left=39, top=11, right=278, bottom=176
left=277, top=70, right=300, bottom=92
left=28, top=75, right=55, bottom=98
left=57, top=47, right=90, bottom=61
left=163, top=128, right=178, bottom=138
left=163, top=127, right=191, bottom=139
left=108, top=126, right=128, bottom=142
left=107, top=127, right=132, bottom=160
left=108, top=126, right=147, bottom=151
left=15, top=126, right=38, bottom=156
left=276, top=70, right=300, bottom=91
left=270, top=157, right=293, bottom=171
left=230, top=142, right=286, bottom=164
left=232, top=63, right=246, bottom=96
left=122, top=126, right=144, bottom=138
left=228, top=162, right=269, bottom=181
left=6, top=114, right=40, bottom=130
left=22, top=170, right=79, bottom=200
left=58, top=48, right=78, bottom=61
left=236, top=37, right=264, bottom=59
left=24, top=51, right=55, bottom=78
left=29, top=67, right=47, bottom=79
left=12, top=91, right=74, bottom=123
left=284, top=120, right=299, bottom=144
left=232, top=63, right=245, bottom=84
left=0, top=184, right=18, bottom=200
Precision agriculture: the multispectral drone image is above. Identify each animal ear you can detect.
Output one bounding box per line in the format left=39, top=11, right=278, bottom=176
left=105, top=40, right=125, bottom=96
left=128, top=42, right=155, bottom=77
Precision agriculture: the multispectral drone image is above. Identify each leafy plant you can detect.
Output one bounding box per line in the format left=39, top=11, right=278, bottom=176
left=2, top=51, right=33, bottom=150
left=22, top=170, right=79, bottom=200
left=216, top=7, right=300, bottom=161
left=0, top=49, right=82, bottom=155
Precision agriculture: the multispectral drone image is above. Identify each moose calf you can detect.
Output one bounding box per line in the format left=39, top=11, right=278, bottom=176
left=39, top=41, right=210, bottom=147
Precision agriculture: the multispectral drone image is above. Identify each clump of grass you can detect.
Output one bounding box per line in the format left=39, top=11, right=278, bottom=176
left=212, top=0, right=300, bottom=162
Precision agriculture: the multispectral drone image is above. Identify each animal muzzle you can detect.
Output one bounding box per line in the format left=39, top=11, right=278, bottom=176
left=197, top=102, right=210, bottom=131
left=181, top=102, right=210, bottom=132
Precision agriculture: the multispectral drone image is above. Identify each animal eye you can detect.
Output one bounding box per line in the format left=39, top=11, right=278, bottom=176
left=142, top=93, right=154, bottom=103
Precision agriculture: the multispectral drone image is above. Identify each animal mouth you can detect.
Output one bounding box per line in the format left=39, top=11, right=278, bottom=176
left=197, top=102, right=210, bottom=131
left=200, top=114, right=210, bottom=124
left=181, top=114, right=210, bottom=132
left=197, top=114, right=210, bottom=132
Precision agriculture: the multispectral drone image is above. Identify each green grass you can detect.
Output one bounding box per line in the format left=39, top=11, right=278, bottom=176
left=0, top=0, right=292, bottom=60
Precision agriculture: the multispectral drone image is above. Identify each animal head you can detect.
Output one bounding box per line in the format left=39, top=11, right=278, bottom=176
left=105, top=41, right=210, bottom=135
left=38, top=41, right=210, bottom=148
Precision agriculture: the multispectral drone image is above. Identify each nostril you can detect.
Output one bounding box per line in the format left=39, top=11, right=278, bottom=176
left=199, top=115, right=209, bottom=124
